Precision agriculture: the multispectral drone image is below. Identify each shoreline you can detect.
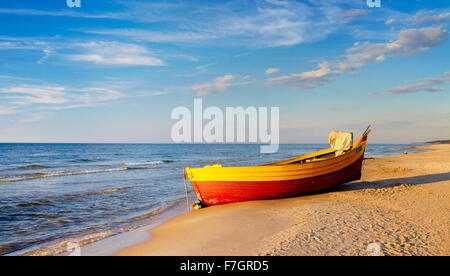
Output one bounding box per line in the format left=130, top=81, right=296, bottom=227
left=7, top=196, right=194, bottom=256
left=115, top=144, right=450, bottom=256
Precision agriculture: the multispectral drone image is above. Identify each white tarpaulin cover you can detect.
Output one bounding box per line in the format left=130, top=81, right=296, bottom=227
left=328, top=131, right=353, bottom=156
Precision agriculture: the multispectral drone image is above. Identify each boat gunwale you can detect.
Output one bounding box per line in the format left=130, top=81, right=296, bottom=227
left=193, top=154, right=365, bottom=188
left=187, top=141, right=366, bottom=174
left=188, top=144, right=365, bottom=181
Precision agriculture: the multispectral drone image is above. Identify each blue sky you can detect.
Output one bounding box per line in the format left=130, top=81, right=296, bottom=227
left=0, top=0, right=449, bottom=143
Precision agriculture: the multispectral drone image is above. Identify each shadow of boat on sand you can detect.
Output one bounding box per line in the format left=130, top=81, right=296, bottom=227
left=338, top=172, right=450, bottom=192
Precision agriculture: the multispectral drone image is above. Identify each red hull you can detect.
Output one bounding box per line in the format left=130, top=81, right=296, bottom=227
left=191, top=155, right=364, bottom=206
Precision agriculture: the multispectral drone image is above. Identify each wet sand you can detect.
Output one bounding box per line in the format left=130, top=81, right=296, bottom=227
left=116, top=144, right=450, bottom=256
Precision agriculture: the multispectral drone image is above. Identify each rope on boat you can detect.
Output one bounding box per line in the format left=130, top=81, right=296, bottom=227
left=183, top=168, right=190, bottom=212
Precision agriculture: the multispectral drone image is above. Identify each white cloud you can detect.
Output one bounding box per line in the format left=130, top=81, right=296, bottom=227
left=265, top=68, right=280, bottom=75
left=167, top=53, right=199, bottom=62
left=196, top=63, right=215, bottom=71
left=337, top=27, right=448, bottom=71
left=68, top=41, right=165, bottom=66
left=209, top=4, right=339, bottom=47
left=0, top=36, right=46, bottom=50
left=263, top=27, right=448, bottom=90
left=387, top=71, right=450, bottom=94
left=266, top=73, right=333, bottom=90
left=192, top=75, right=236, bottom=96
left=37, top=47, right=53, bottom=64
left=265, top=0, right=289, bottom=6
left=413, top=10, right=450, bottom=24
left=264, top=62, right=335, bottom=89
left=84, top=29, right=216, bottom=43
left=0, top=8, right=118, bottom=19
left=0, top=86, right=69, bottom=104
left=340, top=9, right=370, bottom=24
left=81, top=1, right=356, bottom=48
left=385, top=18, right=395, bottom=25
left=299, top=62, right=332, bottom=79
left=0, top=37, right=167, bottom=67
left=48, top=104, right=93, bottom=111
left=0, top=84, right=124, bottom=116
left=388, top=27, right=448, bottom=55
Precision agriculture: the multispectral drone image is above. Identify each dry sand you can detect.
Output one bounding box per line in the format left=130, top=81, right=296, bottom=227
left=117, top=145, right=450, bottom=256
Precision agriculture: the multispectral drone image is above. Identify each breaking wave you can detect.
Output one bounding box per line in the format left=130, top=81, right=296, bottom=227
left=17, top=165, right=46, bottom=169
left=0, top=166, right=162, bottom=183
left=121, top=160, right=173, bottom=166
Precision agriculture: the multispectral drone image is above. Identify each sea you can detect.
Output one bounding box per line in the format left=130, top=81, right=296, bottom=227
left=0, top=143, right=423, bottom=255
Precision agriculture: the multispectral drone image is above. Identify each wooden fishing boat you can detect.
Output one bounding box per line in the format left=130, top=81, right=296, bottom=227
left=185, top=127, right=371, bottom=206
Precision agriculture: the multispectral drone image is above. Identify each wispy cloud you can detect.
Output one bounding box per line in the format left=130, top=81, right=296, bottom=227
left=264, top=26, right=448, bottom=90
left=67, top=41, right=166, bottom=66
left=196, top=63, right=215, bottom=72
left=387, top=71, right=450, bottom=94
left=192, top=75, right=237, bottom=96
left=0, top=36, right=167, bottom=67
left=0, top=107, right=19, bottom=115
left=380, top=9, right=450, bottom=28
left=340, top=9, right=370, bottom=24
left=265, top=0, right=289, bottom=6
left=0, top=8, right=119, bottom=19
left=37, top=47, right=53, bottom=64
left=190, top=74, right=256, bottom=96
left=81, top=0, right=362, bottom=48
left=340, top=27, right=448, bottom=70
left=0, top=36, right=47, bottom=50
left=385, top=18, right=395, bottom=25
left=0, top=86, right=70, bottom=105
left=184, top=26, right=448, bottom=94
left=265, top=68, right=280, bottom=75
left=3, top=2, right=448, bottom=52
left=412, top=10, right=450, bottom=24
left=84, top=29, right=216, bottom=43
left=265, top=62, right=335, bottom=89
left=0, top=83, right=125, bottom=117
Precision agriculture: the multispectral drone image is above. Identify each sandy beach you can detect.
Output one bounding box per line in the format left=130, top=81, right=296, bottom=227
left=117, top=144, right=450, bottom=256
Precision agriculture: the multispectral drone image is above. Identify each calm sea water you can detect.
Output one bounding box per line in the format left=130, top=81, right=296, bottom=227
left=0, top=143, right=422, bottom=255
